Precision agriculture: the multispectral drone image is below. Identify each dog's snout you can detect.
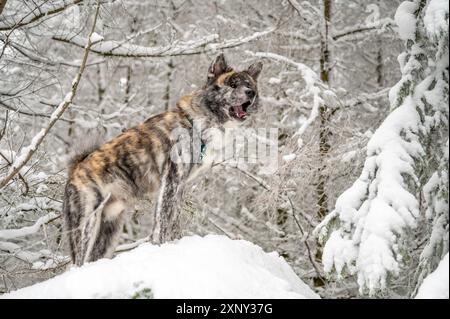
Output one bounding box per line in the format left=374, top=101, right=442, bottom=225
left=245, top=88, right=255, bottom=99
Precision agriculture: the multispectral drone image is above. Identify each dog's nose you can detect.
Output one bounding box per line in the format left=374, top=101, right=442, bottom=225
left=245, top=88, right=255, bottom=99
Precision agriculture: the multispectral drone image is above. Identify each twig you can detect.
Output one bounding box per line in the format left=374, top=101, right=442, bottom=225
left=0, top=0, right=85, bottom=31
left=0, top=151, right=29, bottom=195
left=287, top=195, right=324, bottom=281
left=0, top=109, right=7, bottom=143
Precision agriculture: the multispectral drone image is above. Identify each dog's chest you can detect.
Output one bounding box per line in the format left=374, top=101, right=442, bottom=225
left=185, top=125, right=233, bottom=183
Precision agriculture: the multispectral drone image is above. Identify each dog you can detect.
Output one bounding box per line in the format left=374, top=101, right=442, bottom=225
left=62, top=54, right=263, bottom=266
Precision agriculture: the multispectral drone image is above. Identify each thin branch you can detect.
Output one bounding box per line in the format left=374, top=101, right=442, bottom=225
left=51, top=27, right=276, bottom=58
left=0, top=109, right=7, bottom=143
left=287, top=0, right=302, bottom=16
left=0, top=100, right=75, bottom=124
left=0, top=151, right=29, bottom=195
left=333, top=26, right=378, bottom=40
left=288, top=195, right=324, bottom=280
left=332, top=20, right=394, bottom=41
left=0, top=1, right=101, bottom=191
left=0, top=0, right=85, bottom=31
left=115, top=236, right=150, bottom=252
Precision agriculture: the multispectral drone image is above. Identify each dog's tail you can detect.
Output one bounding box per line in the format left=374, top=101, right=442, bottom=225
left=67, top=136, right=104, bottom=173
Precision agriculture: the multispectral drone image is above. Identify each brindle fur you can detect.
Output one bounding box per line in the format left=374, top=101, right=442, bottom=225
left=63, top=54, right=262, bottom=266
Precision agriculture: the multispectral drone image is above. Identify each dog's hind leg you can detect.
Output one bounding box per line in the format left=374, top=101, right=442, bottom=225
left=88, top=198, right=126, bottom=262
left=62, top=183, right=84, bottom=265
left=81, top=194, right=126, bottom=264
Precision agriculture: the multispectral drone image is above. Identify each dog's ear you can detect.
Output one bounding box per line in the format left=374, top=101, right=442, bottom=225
left=247, top=61, right=263, bottom=81
left=207, top=53, right=231, bottom=85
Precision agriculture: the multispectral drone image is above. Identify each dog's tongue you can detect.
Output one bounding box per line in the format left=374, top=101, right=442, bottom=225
left=234, top=105, right=247, bottom=119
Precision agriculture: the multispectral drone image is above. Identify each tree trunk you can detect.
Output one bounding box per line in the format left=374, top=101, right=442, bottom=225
left=314, top=0, right=332, bottom=287
left=376, top=38, right=384, bottom=87
left=317, top=0, right=331, bottom=220
left=164, top=59, right=174, bottom=111
left=124, top=65, right=131, bottom=104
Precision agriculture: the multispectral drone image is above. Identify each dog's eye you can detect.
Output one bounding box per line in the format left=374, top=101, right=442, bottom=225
left=229, top=78, right=239, bottom=88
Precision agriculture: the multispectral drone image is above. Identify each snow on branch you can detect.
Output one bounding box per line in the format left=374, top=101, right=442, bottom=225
left=0, top=212, right=59, bottom=240
left=332, top=19, right=395, bottom=41
left=0, top=241, right=43, bottom=263
left=246, top=51, right=336, bottom=146
left=0, top=1, right=101, bottom=190
left=52, top=27, right=275, bottom=58
left=0, top=0, right=85, bottom=31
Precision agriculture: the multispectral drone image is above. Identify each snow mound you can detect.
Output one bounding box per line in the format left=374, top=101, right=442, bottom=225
left=1, top=235, right=319, bottom=299
left=415, top=253, right=449, bottom=299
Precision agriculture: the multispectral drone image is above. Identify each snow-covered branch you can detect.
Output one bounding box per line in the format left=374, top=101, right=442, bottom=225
left=52, top=27, right=276, bottom=58
left=332, top=19, right=395, bottom=41
left=246, top=51, right=336, bottom=145
left=0, top=212, right=59, bottom=240
left=0, top=0, right=85, bottom=31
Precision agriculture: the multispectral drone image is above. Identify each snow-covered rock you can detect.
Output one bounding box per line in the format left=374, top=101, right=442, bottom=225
left=415, top=253, right=449, bottom=299
left=1, top=235, right=319, bottom=299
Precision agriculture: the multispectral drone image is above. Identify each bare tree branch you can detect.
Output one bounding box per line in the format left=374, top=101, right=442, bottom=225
left=0, top=100, right=75, bottom=124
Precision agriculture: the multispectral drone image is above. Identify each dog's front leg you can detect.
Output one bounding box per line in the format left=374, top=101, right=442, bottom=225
left=152, top=162, right=183, bottom=245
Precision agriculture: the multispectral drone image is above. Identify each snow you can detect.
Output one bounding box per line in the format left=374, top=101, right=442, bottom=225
left=89, top=32, right=104, bottom=43
left=268, top=77, right=281, bottom=84
left=1, top=235, right=319, bottom=299
left=283, top=153, right=296, bottom=162
left=11, top=128, right=45, bottom=170
left=424, top=0, right=449, bottom=38
left=322, top=231, right=357, bottom=276
left=341, top=150, right=357, bottom=163
left=0, top=212, right=59, bottom=240
left=415, top=253, right=449, bottom=299
left=395, top=1, right=418, bottom=40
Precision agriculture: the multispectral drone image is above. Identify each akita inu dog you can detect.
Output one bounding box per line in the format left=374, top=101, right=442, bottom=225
left=63, top=54, right=263, bottom=265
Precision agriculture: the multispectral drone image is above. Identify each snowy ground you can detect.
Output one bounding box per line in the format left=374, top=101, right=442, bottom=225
left=415, top=253, right=449, bottom=299
left=1, top=235, right=319, bottom=299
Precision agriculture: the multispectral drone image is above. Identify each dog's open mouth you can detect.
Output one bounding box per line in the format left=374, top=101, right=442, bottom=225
left=230, top=101, right=252, bottom=121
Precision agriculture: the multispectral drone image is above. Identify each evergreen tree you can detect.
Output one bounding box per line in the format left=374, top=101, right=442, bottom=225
left=315, top=0, right=449, bottom=296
